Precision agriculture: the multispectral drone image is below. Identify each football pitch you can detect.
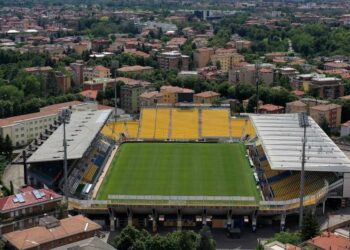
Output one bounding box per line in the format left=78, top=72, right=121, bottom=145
left=97, top=143, right=259, bottom=200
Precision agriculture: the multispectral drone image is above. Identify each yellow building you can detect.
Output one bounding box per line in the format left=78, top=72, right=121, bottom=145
left=210, top=50, right=245, bottom=72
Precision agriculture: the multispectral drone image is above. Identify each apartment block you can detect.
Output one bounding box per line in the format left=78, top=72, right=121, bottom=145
left=159, top=86, right=194, bottom=104
left=310, top=103, right=342, bottom=128
left=194, top=91, right=220, bottom=104
left=2, top=215, right=101, bottom=250
left=193, top=47, right=214, bottom=69
left=120, top=81, right=153, bottom=114
left=157, top=51, right=190, bottom=71
left=210, top=49, right=245, bottom=72
left=55, top=71, right=71, bottom=93
left=309, top=77, right=345, bottom=98
left=69, top=61, right=85, bottom=86
left=83, top=65, right=111, bottom=81
left=285, top=100, right=307, bottom=113
left=0, top=186, right=62, bottom=235
left=0, top=101, right=81, bottom=146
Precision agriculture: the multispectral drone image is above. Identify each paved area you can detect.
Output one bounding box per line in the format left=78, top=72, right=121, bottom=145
left=2, top=164, right=24, bottom=192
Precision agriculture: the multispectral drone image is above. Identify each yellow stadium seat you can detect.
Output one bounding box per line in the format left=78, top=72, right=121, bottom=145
left=139, top=109, right=156, bottom=139
left=154, top=108, right=171, bottom=139
left=171, top=109, right=199, bottom=139
left=201, top=109, right=230, bottom=137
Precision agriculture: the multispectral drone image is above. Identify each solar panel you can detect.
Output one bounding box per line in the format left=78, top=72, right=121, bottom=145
left=15, top=194, right=25, bottom=203
left=33, top=190, right=42, bottom=199
left=33, top=190, right=45, bottom=199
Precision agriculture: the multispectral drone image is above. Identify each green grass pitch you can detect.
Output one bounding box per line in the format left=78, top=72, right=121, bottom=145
left=97, top=143, right=259, bottom=200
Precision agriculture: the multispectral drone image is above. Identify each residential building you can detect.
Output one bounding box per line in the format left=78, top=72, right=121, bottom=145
left=84, top=65, right=111, bottom=81
left=24, top=66, right=53, bottom=77
left=310, top=103, right=342, bottom=128
left=279, top=67, right=299, bottom=79
left=2, top=215, right=101, bottom=250
left=83, top=78, right=115, bottom=91
left=229, top=63, right=255, bottom=85
left=79, top=90, right=98, bottom=101
left=157, top=51, right=189, bottom=71
left=286, top=100, right=307, bottom=113
left=341, top=120, right=350, bottom=137
left=0, top=101, right=81, bottom=146
left=211, top=49, right=245, bottom=72
left=194, top=91, right=220, bottom=104
left=53, top=236, right=116, bottom=250
left=264, top=241, right=301, bottom=250
left=55, top=71, right=71, bottom=93
left=120, top=81, right=153, bottom=114
left=259, top=67, right=274, bottom=85
left=258, top=104, right=284, bottom=114
left=234, top=40, right=252, bottom=50
left=167, top=37, right=187, bottom=48
left=69, top=61, right=85, bottom=86
left=193, top=47, right=214, bottom=68
left=308, top=77, right=345, bottom=98
left=0, top=186, right=62, bottom=235
left=159, top=86, right=194, bottom=104
left=139, top=91, right=163, bottom=107
left=307, top=232, right=350, bottom=250
left=324, top=61, right=350, bottom=70
left=198, top=66, right=225, bottom=80
left=291, top=73, right=324, bottom=90
left=117, top=65, right=154, bottom=74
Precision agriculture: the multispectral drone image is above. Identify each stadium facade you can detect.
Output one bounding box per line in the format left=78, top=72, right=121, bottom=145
left=25, top=105, right=350, bottom=233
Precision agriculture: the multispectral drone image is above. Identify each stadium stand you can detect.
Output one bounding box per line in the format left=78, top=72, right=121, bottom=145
left=231, top=118, right=246, bottom=138
left=201, top=109, right=230, bottom=137
left=83, top=165, right=98, bottom=183
left=102, top=121, right=139, bottom=140
left=271, top=172, right=336, bottom=200
left=139, top=109, right=156, bottom=138
left=154, top=108, right=171, bottom=139
left=171, top=108, right=199, bottom=139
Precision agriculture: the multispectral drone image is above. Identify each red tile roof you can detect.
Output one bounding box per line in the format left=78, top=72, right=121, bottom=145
left=291, top=90, right=305, bottom=96
left=3, top=215, right=101, bottom=250
left=307, top=232, right=350, bottom=249
left=94, top=65, right=110, bottom=72
left=0, top=101, right=82, bottom=127
left=0, top=186, right=62, bottom=212
left=79, top=90, right=98, bottom=100
left=259, top=104, right=284, bottom=112
left=194, top=91, right=220, bottom=98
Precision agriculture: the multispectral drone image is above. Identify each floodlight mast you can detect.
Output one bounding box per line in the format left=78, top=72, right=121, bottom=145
left=62, top=109, right=69, bottom=200
left=298, top=112, right=310, bottom=228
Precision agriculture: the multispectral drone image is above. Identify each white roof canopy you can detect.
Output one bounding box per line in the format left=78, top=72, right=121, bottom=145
left=28, top=109, right=111, bottom=163
left=250, top=114, right=350, bottom=172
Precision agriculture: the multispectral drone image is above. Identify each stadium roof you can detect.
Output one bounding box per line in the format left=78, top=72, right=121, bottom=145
left=250, top=113, right=350, bottom=172
left=28, top=109, right=111, bottom=163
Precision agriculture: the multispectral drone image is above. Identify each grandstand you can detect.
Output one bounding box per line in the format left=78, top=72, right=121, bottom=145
left=201, top=109, right=230, bottom=137
left=171, top=108, right=199, bottom=139
left=102, top=107, right=253, bottom=141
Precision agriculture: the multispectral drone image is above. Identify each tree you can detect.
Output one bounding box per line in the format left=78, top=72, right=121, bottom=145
left=198, top=226, right=215, bottom=250
left=3, top=135, right=13, bottom=160
left=320, top=116, right=331, bottom=135
left=271, top=231, right=301, bottom=245
left=301, top=210, right=319, bottom=241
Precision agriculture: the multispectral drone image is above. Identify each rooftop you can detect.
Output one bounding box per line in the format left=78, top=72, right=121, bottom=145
left=287, top=100, right=307, bottom=107
left=258, top=104, right=284, bottom=112
left=0, top=186, right=61, bottom=212
left=28, top=109, right=112, bottom=163
left=117, top=65, right=153, bottom=73
left=3, top=215, right=101, bottom=250
left=310, top=103, right=341, bottom=111
left=250, top=113, right=350, bottom=172
left=160, top=85, right=194, bottom=94
left=0, top=101, right=82, bottom=128
left=307, top=232, right=350, bottom=249
left=194, top=91, right=220, bottom=98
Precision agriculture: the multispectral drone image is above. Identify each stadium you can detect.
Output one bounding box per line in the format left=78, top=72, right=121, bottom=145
left=24, top=105, right=350, bottom=233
